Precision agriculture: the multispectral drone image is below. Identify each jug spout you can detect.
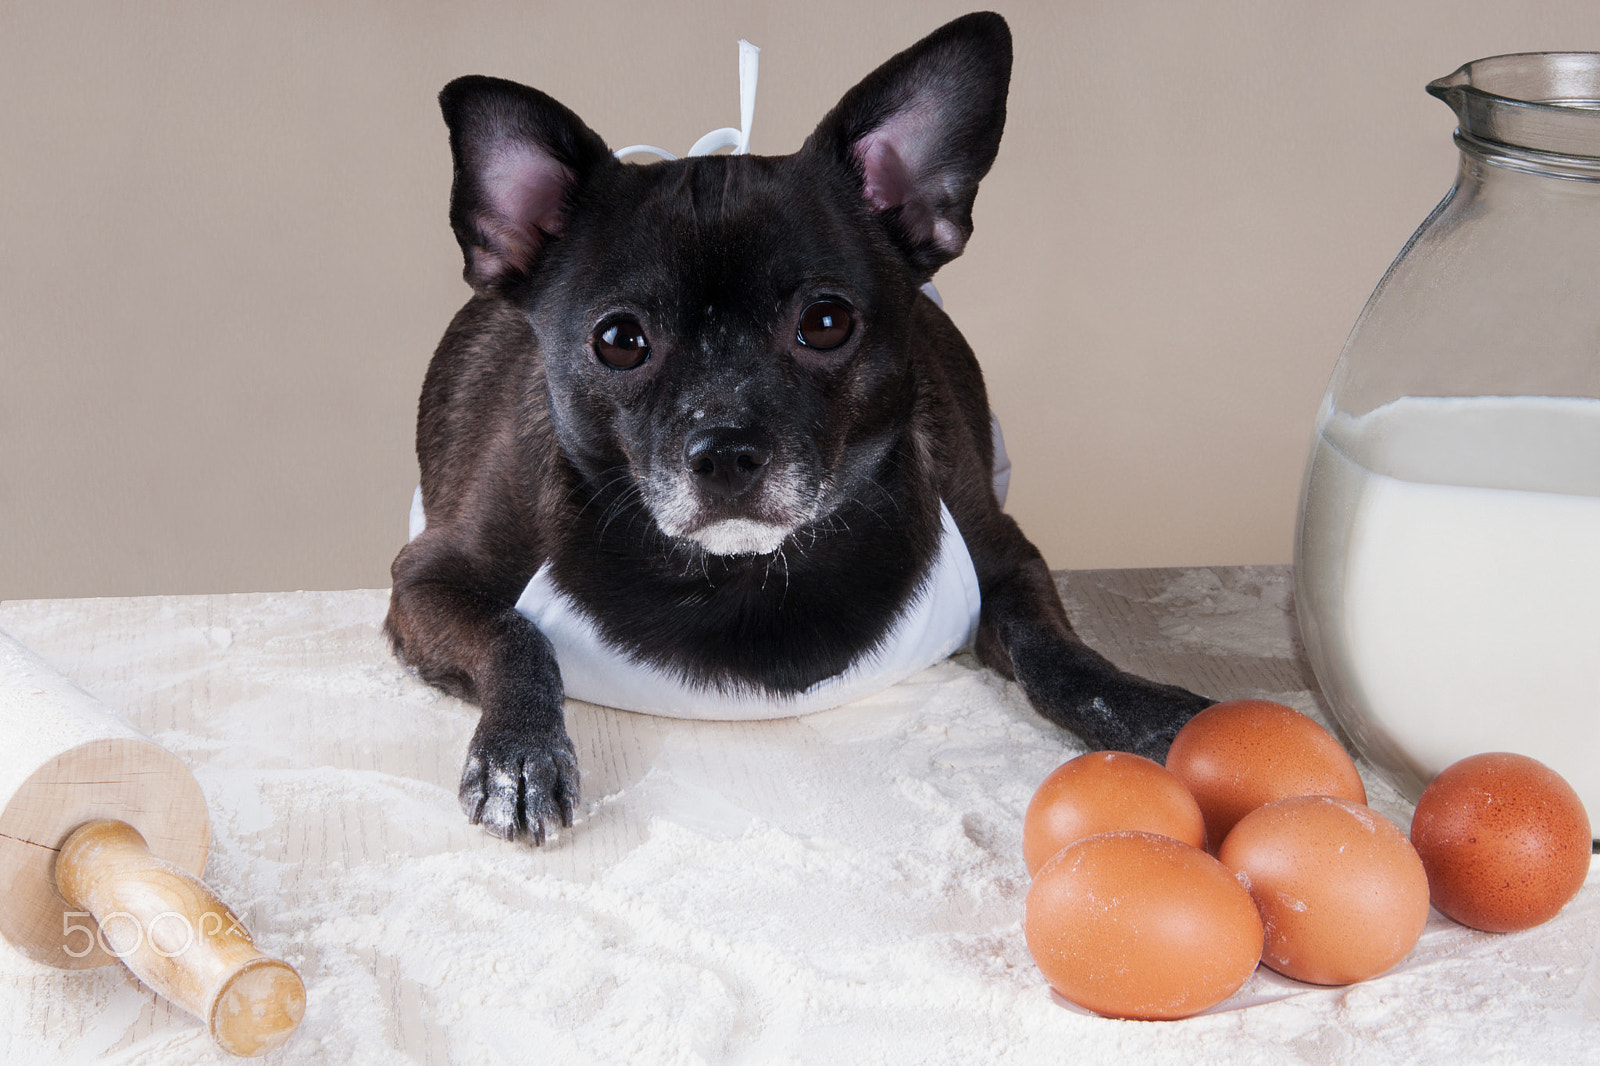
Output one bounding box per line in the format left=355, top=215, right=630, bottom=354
left=1424, top=65, right=1470, bottom=106
left=1426, top=52, right=1600, bottom=160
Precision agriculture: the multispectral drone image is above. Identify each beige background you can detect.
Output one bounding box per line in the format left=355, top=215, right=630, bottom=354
left=4, top=0, right=1599, bottom=599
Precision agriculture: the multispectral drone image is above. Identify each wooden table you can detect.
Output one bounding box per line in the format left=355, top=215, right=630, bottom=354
left=1, top=568, right=1594, bottom=1065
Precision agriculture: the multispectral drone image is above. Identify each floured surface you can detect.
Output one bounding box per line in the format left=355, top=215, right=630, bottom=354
left=0, top=568, right=1594, bottom=1065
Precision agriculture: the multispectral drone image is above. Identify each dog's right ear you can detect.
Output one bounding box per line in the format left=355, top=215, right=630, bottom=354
left=803, top=12, right=1011, bottom=278
left=439, top=76, right=614, bottom=294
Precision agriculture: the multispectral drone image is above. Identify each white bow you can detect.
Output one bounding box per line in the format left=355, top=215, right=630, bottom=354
left=614, top=40, right=760, bottom=161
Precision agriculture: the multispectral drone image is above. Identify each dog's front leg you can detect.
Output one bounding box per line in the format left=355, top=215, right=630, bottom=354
left=386, top=550, right=577, bottom=844
left=972, top=521, right=1211, bottom=761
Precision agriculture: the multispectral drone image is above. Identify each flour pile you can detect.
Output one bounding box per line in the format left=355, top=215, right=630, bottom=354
left=0, top=576, right=1594, bottom=1065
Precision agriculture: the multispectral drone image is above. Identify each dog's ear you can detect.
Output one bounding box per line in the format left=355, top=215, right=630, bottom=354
left=804, top=12, right=1011, bottom=277
left=439, top=75, right=614, bottom=293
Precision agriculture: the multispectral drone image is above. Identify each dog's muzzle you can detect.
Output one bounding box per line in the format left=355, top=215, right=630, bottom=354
left=640, top=424, right=816, bottom=556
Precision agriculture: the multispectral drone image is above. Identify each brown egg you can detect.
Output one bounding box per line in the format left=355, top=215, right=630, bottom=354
left=1219, top=795, right=1429, bottom=985
left=1165, top=698, right=1366, bottom=849
left=1022, top=751, right=1207, bottom=875
left=1024, top=831, right=1263, bottom=1020
left=1409, top=752, right=1592, bottom=932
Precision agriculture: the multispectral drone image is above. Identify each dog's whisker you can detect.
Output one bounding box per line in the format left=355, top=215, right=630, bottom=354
left=595, top=488, right=646, bottom=545
left=568, top=467, right=641, bottom=538
left=595, top=486, right=640, bottom=535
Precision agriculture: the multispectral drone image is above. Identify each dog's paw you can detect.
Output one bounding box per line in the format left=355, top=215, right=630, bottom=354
left=1119, top=681, right=1213, bottom=763
left=1083, top=675, right=1211, bottom=763
left=459, top=725, right=579, bottom=844
left=1012, top=641, right=1212, bottom=763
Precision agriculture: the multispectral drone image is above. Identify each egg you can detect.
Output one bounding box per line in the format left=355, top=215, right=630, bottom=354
left=1218, top=795, right=1429, bottom=985
left=1409, top=752, right=1591, bottom=932
left=1022, top=751, right=1207, bottom=875
left=1024, top=831, right=1263, bottom=1020
left=1165, top=698, right=1366, bottom=849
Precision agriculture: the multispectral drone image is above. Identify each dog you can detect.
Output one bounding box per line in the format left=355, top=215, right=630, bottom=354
left=386, top=11, right=1212, bottom=844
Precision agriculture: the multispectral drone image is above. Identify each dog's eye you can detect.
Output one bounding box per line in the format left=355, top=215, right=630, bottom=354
left=797, top=300, right=854, bottom=351
left=594, top=319, right=651, bottom=369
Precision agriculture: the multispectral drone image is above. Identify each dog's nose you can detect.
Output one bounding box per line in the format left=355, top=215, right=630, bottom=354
left=684, top=428, right=772, bottom=500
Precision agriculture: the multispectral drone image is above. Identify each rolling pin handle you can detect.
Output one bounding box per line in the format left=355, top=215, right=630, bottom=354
left=53, top=819, right=305, bottom=1057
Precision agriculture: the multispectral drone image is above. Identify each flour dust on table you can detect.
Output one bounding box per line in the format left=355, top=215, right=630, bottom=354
left=0, top=574, right=1594, bottom=1064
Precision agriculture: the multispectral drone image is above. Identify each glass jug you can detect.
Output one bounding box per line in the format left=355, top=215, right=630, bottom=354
left=1295, top=53, right=1600, bottom=826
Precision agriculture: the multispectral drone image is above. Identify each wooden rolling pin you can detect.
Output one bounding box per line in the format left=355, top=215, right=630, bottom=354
left=0, top=629, right=304, bottom=1057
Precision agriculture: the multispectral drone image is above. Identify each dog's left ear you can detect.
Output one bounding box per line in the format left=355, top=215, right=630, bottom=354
left=804, top=11, right=1011, bottom=277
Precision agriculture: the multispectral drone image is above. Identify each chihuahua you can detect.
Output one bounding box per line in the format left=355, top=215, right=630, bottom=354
left=386, top=12, right=1211, bottom=843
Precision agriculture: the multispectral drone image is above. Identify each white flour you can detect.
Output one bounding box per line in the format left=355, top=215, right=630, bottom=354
left=0, top=583, right=1594, bottom=1065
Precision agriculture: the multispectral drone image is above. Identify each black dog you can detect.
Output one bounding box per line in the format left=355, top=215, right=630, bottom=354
left=386, top=12, right=1210, bottom=843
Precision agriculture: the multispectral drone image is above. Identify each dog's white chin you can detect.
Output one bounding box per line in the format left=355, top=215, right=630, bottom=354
left=687, top=519, right=792, bottom=556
